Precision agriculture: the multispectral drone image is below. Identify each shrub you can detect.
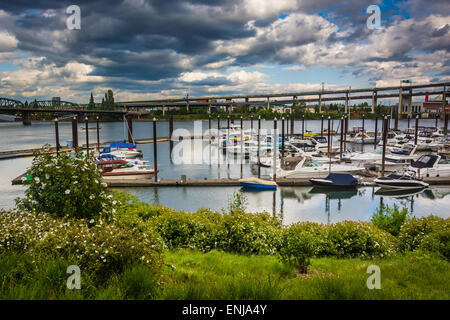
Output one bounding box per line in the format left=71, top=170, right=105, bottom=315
left=151, top=209, right=222, bottom=251
left=371, top=204, right=410, bottom=236
left=398, top=216, right=449, bottom=259
left=218, top=211, right=282, bottom=255
left=226, top=191, right=248, bottom=214
left=0, top=210, right=164, bottom=283
left=326, top=221, right=396, bottom=258
left=278, top=223, right=326, bottom=273
left=16, top=150, right=113, bottom=221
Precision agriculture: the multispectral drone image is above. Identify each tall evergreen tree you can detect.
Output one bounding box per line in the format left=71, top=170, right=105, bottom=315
left=88, top=92, right=95, bottom=110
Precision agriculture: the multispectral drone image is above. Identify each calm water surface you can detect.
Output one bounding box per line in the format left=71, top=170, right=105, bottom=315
left=1, top=119, right=448, bottom=224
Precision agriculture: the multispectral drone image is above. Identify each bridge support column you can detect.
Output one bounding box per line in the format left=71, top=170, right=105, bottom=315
left=266, top=97, right=270, bottom=110
left=162, top=106, right=166, bottom=117
left=22, top=112, right=32, bottom=125
left=208, top=99, right=211, bottom=114
left=371, top=90, right=377, bottom=113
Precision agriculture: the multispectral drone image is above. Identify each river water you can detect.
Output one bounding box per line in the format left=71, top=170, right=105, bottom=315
left=1, top=118, right=448, bottom=224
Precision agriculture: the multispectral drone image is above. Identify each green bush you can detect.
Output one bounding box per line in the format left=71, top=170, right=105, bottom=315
left=326, top=221, right=396, bottom=258
left=151, top=209, right=222, bottom=252
left=398, top=216, right=449, bottom=259
left=0, top=210, right=163, bottom=283
left=279, top=223, right=326, bottom=273
left=371, top=204, right=410, bottom=236
left=219, top=211, right=282, bottom=255
left=16, top=151, right=114, bottom=221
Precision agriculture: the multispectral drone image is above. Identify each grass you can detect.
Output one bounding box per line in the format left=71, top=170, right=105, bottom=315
left=1, top=250, right=448, bottom=299
left=160, top=249, right=450, bottom=300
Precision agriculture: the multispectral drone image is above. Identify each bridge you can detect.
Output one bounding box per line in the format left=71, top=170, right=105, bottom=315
left=1, top=80, right=448, bottom=126
left=0, top=99, right=146, bottom=125
left=116, top=81, right=449, bottom=119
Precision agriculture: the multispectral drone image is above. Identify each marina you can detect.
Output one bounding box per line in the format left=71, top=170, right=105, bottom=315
left=2, top=117, right=450, bottom=223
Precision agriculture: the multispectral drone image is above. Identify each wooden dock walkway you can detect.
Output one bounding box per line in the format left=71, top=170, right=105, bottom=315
left=12, top=175, right=450, bottom=187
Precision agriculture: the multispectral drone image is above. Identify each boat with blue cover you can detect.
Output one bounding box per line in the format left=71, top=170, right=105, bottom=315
left=239, top=177, right=277, bottom=190
left=309, top=173, right=358, bottom=188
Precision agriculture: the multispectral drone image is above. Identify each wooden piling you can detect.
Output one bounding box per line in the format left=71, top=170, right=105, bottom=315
left=444, top=113, right=448, bottom=134
left=290, top=112, right=294, bottom=135
left=257, top=116, right=261, bottom=179
left=281, top=117, right=285, bottom=158
left=169, top=115, right=174, bottom=140
left=321, top=115, right=324, bottom=136
left=96, top=117, right=100, bottom=152
left=327, top=116, right=331, bottom=156
left=414, top=115, right=419, bottom=145
left=343, top=115, right=348, bottom=152
left=153, top=118, right=158, bottom=182
left=273, top=118, right=277, bottom=181
left=381, top=116, right=388, bottom=177
left=374, top=117, right=378, bottom=150
left=362, top=115, right=365, bottom=143
left=339, top=116, right=344, bottom=160
left=127, top=115, right=133, bottom=144
left=85, top=117, right=89, bottom=157
left=302, top=115, right=305, bottom=139
left=54, top=118, right=60, bottom=155
left=72, top=116, right=78, bottom=151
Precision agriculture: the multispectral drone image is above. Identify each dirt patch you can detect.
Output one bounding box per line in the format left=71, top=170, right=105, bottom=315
left=296, top=269, right=336, bottom=279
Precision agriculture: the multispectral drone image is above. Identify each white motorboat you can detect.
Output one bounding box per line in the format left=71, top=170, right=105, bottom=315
left=407, top=154, right=450, bottom=178
left=275, top=156, right=363, bottom=179
left=374, top=170, right=429, bottom=189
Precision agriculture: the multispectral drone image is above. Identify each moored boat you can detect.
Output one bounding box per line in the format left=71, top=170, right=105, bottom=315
left=239, top=177, right=277, bottom=190
left=310, top=173, right=358, bottom=188
left=374, top=170, right=429, bottom=189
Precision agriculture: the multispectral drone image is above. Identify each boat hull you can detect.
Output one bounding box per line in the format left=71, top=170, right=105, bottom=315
left=240, top=182, right=277, bottom=190
left=309, top=179, right=357, bottom=188
left=374, top=179, right=428, bottom=189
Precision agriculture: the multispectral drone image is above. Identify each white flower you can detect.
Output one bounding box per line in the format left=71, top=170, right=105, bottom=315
left=34, top=177, right=40, bottom=183
left=65, top=189, right=70, bottom=195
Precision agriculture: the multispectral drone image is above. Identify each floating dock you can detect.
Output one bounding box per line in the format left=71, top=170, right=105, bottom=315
left=12, top=175, right=450, bottom=187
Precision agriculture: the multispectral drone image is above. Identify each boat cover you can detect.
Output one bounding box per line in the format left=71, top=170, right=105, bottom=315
left=324, top=173, right=358, bottom=185
left=98, top=154, right=118, bottom=159
left=109, top=142, right=136, bottom=149
left=411, top=155, right=438, bottom=168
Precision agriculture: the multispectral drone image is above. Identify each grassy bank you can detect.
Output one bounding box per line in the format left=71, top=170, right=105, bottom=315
left=1, top=249, right=448, bottom=300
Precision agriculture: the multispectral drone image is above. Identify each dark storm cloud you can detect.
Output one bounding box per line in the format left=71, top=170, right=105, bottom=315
left=0, top=0, right=449, bottom=100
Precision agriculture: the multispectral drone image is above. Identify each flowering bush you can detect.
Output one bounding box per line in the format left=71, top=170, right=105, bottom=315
left=278, top=223, right=325, bottom=273
left=398, top=216, right=449, bottom=259
left=371, top=204, right=410, bottom=236
left=0, top=210, right=163, bottom=282
left=16, top=151, right=114, bottom=221
left=326, top=221, right=396, bottom=258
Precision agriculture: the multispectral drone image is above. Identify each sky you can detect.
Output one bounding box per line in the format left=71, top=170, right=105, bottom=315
left=0, top=0, right=449, bottom=104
